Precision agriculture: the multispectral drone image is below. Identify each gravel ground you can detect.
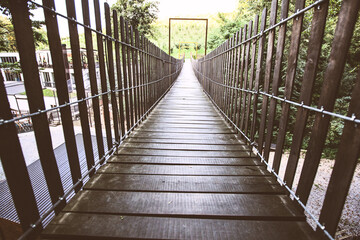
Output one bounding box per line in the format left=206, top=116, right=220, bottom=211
left=267, top=152, right=360, bottom=239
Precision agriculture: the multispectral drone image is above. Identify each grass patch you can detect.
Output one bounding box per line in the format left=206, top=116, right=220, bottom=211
left=19, top=88, right=57, bottom=97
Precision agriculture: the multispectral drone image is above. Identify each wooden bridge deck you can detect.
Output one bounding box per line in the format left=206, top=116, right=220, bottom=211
left=42, top=61, right=317, bottom=239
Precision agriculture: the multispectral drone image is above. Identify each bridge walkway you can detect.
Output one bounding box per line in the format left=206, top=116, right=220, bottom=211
left=42, top=61, right=316, bottom=239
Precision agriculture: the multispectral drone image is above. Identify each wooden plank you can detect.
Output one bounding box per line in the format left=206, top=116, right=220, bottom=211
left=134, top=29, right=141, bottom=122
left=147, top=115, right=222, bottom=121
left=144, top=120, right=225, bottom=125
left=9, top=0, right=65, bottom=212
left=94, top=0, right=113, bottom=151
left=105, top=3, right=120, bottom=141
left=284, top=0, right=329, bottom=187
left=224, top=36, right=235, bottom=117
left=120, top=16, right=131, bottom=132
left=0, top=63, right=40, bottom=233
left=116, top=148, right=255, bottom=157
left=151, top=111, right=219, bottom=117
left=98, top=164, right=269, bottom=176
left=144, top=38, right=150, bottom=113
left=138, top=33, right=145, bottom=118
left=108, top=155, right=261, bottom=166
left=43, top=213, right=316, bottom=240
left=257, top=0, right=278, bottom=155
left=113, top=10, right=126, bottom=137
left=139, top=123, right=229, bottom=129
left=67, top=0, right=96, bottom=171
left=125, top=21, right=135, bottom=127
left=129, top=131, right=241, bottom=139
left=239, top=20, right=252, bottom=131
left=296, top=0, right=360, bottom=206
left=228, top=31, right=240, bottom=122
left=250, top=8, right=267, bottom=141
left=125, top=137, right=245, bottom=145
left=82, top=0, right=105, bottom=159
left=85, top=174, right=284, bottom=194
left=121, top=142, right=250, bottom=151
left=264, top=0, right=290, bottom=171
left=137, top=128, right=233, bottom=134
left=63, top=191, right=304, bottom=220
left=318, top=68, right=360, bottom=236
left=44, top=0, right=82, bottom=185
left=235, top=27, right=247, bottom=127
left=129, top=25, right=139, bottom=122
left=269, top=0, right=305, bottom=171
left=244, top=14, right=259, bottom=136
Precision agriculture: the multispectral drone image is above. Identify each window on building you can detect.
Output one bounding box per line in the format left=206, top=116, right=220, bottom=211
left=1, top=56, right=22, bottom=81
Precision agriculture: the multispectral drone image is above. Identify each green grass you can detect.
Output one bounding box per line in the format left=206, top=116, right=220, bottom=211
left=19, top=88, right=57, bottom=97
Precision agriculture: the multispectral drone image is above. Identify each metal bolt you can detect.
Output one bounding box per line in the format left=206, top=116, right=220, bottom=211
left=351, top=113, right=356, bottom=121
left=320, top=106, right=325, bottom=117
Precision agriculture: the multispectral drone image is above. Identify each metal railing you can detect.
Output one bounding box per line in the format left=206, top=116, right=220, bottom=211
left=192, top=0, right=360, bottom=239
left=0, top=0, right=183, bottom=239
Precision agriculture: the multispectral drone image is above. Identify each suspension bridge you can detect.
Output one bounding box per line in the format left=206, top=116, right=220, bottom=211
left=0, top=0, right=359, bottom=239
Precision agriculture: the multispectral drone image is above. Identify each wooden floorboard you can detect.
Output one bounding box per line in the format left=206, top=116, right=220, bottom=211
left=107, top=155, right=262, bottom=165
left=42, top=61, right=317, bottom=239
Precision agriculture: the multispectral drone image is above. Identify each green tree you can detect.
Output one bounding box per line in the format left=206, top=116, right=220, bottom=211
left=112, top=0, right=159, bottom=37
left=0, top=0, right=48, bottom=52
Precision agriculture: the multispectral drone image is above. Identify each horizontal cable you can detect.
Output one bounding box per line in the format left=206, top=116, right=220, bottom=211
left=0, top=67, right=182, bottom=126
left=201, top=88, right=334, bottom=240
left=29, top=1, right=177, bottom=64
left=194, top=69, right=360, bottom=125
left=193, top=67, right=256, bottom=94
left=18, top=64, right=181, bottom=240
left=198, top=0, right=325, bottom=62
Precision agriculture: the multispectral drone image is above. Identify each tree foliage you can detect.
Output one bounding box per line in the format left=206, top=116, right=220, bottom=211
left=112, top=0, right=159, bottom=38
left=206, top=0, right=360, bottom=159
left=0, top=0, right=48, bottom=52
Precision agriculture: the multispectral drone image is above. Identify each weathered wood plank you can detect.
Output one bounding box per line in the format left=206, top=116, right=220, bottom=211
left=296, top=0, right=360, bottom=206
left=137, top=128, right=234, bottom=134
left=98, top=164, right=270, bottom=176
left=116, top=148, right=255, bottom=157
left=121, top=142, right=250, bottom=151
left=129, top=131, right=240, bottom=139
left=139, top=123, right=230, bottom=129
left=250, top=8, right=267, bottom=141
left=125, top=137, right=244, bottom=145
left=63, top=191, right=304, bottom=220
left=43, top=213, right=316, bottom=240
left=108, top=155, right=261, bottom=166
left=85, top=174, right=284, bottom=194
left=257, top=0, right=278, bottom=155
left=284, top=0, right=329, bottom=187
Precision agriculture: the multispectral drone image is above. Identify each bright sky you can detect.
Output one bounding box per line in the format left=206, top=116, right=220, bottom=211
left=156, top=0, right=238, bottom=19
left=27, top=0, right=238, bottom=37
left=107, top=0, right=238, bottom=19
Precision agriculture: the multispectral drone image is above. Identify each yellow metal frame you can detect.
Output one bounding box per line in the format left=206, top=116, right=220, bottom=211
left=178, top=42, right=198, bottom=59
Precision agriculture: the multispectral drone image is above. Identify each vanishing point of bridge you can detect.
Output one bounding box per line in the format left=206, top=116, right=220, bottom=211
left=0, top=0, right=359, bottom=239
